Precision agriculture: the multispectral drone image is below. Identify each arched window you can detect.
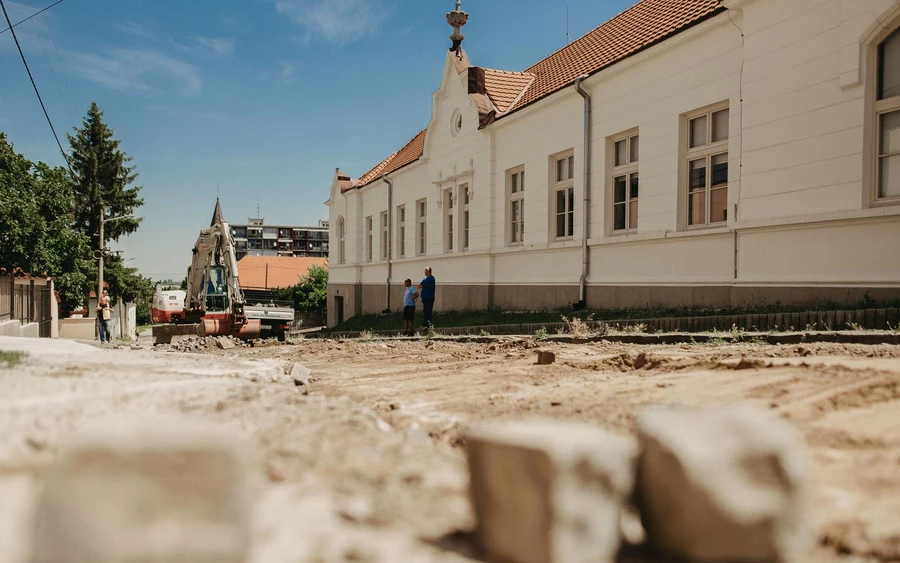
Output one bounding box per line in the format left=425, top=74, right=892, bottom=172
left=876, top=28, right=900, bottom=201
left=337, top=217, right=346, bottom=264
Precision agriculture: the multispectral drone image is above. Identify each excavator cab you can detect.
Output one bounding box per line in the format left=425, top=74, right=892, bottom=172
left=202, top=266, right=230, bottom=312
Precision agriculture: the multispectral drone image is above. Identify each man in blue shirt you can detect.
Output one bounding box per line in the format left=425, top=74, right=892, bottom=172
left=402, top=279, right=418, bottom=337
left=417, top=267, right=436, bottom=329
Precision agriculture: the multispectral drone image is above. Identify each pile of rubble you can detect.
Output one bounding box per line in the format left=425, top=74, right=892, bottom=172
left=155, top=335, right=251, bottom=353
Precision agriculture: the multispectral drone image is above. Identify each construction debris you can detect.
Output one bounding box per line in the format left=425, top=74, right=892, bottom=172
left=153, top=335, right=250, bottom=353
left=466, top=420, right=638, bottom=563
left=536, top=350, right=556, bottom=365
left=289, top=362, right=311, bottom=387
left=31, top=418, right=251, bottom=563
left=636, top=404, right=809, bottom=562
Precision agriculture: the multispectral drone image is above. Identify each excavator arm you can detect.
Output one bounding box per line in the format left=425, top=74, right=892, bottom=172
left=181, top=220, right=259, bottom=339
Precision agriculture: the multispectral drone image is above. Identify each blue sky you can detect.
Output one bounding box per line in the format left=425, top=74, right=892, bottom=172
left=1, top=0, right=635, bottom=280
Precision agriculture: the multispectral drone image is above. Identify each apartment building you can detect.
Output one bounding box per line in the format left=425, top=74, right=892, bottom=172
left=326, top=0, right=900, bottom=327
left=232, top=218, right=329, bottom=261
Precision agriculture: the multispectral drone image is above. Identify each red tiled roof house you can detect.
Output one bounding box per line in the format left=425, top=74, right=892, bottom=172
left=326, top=0, right=900, bottom=327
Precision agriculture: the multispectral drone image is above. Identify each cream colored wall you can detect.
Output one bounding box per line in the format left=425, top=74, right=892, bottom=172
left=326, top=0, right=900, bottom=321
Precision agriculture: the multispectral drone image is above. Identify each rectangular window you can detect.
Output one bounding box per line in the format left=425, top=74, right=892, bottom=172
left=444, top=188, right=454, bottom=253
left=380, top=211, right=388, bottom=260
left=365, top=216, right=373, bottom=262
left=459, top=183, right=470, bottom=251
left=508, top=168, right=525, bottom=245
left=876, top=32, right=900, bottom=201
left=685, top=106, right=729, bottom=227
left=611, top=132, right=639, bottom=232
left=397, top=205, right=405, bottom=258
left=417, top=199, right=427, bottom=256
left=878, top=110, right=900, bottom=199
left=553, top=153, right=575, bottom=239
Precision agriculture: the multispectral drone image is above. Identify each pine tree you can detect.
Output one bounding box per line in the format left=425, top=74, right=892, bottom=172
left=68, top=102, right=144, bottom=249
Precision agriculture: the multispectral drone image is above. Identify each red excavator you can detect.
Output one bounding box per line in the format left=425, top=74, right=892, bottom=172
left=152, top=201, right=261, bottom=345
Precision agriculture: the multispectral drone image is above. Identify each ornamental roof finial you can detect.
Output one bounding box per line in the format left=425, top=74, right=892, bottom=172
left=446, top=0, right=469, bottom=52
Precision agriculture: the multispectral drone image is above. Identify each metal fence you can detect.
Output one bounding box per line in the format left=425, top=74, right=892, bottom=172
left=0, top=274, right=53, bottom=337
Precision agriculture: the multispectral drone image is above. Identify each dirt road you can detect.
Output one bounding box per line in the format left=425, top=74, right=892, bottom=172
left=0, top=335, right=898, bottom=562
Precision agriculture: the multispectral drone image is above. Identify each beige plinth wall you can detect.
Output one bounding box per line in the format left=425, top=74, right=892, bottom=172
left=326, top=0, right=900, bottom=327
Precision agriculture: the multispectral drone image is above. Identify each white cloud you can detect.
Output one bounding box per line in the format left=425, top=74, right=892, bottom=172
left=280, top=61, right=295, bottom=84
left=115, top=20, right=155, bottom=40
left=274, top=0, right=393, bottom=44
left=68, top=48, right=202, bottom=96
left=191, top=35, right=234, bottom=56
left=0, top=1, right=51, bottom=53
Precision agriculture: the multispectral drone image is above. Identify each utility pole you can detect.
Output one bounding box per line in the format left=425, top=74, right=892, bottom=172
left=97, top=206, right=132, bottom=317
left=97, top=204, right=105, bottom=315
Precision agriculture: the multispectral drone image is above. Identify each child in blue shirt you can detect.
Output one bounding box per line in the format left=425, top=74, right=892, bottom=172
left=402, top=279, right=418, bottom=336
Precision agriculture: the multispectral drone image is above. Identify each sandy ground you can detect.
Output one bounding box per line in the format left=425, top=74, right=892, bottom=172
left=0, top=335, right=898, bottom=562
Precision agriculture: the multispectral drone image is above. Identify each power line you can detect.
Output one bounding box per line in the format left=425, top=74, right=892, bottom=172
left=0, top=0, right=66, bottom=34
left=42, top=11, right=80, bottom=119
left=31, top=17, right=74, bottom=127
left=0, top=0, right=71, bottom=171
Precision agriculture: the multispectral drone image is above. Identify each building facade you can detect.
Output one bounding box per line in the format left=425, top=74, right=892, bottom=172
left=326, top=0, right=900, bottom=327
left=232, top=218, right=329, bottom=261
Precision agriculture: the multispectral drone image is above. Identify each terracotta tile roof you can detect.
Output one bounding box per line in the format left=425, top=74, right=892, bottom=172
left=237, top=256, right=328, bottom=289
left=344, top=0, right=723, bottom=191
left=483, top=69, right=535, bottom=113
left=508, top=0, right=723, bottom=114
left=354, top=129, right=427, bottom=189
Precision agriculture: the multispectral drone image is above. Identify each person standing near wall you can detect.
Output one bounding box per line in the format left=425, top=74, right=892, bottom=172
left=96, top=289, right=113, bottom=343
left=417, top=267, right=436, bottom=330
left=402, top=279, right=418, bottom=337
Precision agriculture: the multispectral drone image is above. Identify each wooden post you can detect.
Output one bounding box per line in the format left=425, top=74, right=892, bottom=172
left=8, top=273, right=13, bottom=321
left=30, top=279, right=36, bottom=323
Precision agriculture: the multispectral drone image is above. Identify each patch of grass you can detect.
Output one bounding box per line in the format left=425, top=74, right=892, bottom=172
left=534, top=327, right=548, bottom=340
left=328, top=297, right=900, bottom=334
left=0, top=351, right=26, bottom=369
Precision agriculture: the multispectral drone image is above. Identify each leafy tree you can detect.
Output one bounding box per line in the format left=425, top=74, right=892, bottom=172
left=68, top=102, right=144, bottom=250
left=103, top=257, right=154, bottom=325
left=0, top=133, right=93, bottom=310
left=288, top=265, right=328, bottom=317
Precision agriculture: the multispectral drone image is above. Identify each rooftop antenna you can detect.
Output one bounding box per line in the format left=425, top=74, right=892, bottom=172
left=566, top=5, right=571, bottom=45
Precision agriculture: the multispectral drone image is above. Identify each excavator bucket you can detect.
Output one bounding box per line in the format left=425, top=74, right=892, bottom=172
left=199, top=318, right=261, bottom=340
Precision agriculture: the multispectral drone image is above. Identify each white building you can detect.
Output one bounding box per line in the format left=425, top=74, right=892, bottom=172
left=326, top=0, right=900, bottom=327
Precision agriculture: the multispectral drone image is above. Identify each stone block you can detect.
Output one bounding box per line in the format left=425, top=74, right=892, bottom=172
left=536, top=350, right=556, bottom=365
left=466, top=420, right=638, bottom=563
left=636, top=404, right=808, bottom=563
left=290, top=363, right=310, bottom=386
left=31, top=419, right=251, bottom=563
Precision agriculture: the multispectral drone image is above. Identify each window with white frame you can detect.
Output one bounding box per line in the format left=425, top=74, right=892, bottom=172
left=444, top=188, right=455, bottom=253
left=365, top=216, right=373, bottom=262
left=416, top=199, right=427, bottom=256
left=459, top=183, right=470, bottom=251
left=397, top=205, right=406, bottom=258
left=553, top=153, right=575, bottom=239
left=876, top=28, right=900, bottom=201
left=507, top=167, right=525, bottom=245
left=611, top=132, right=639, bottom=232
left=380, top=211, right=388, bottom=260
left=685, top=105, right=729, bottom=227
left=337, top=217, right=345, bottom=264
